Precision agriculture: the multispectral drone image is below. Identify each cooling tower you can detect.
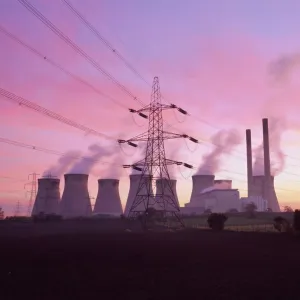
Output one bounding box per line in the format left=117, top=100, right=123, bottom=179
left=124, top=174, right=154, bottom=216
left=31, top=177, right=60, bottom=216
left=250, top=175, right=279, bottom=211
left=246, top=129, right=253, bottom=197
left=94, top=179, right=123, bottom=216
left=262, top=118, right=280, bottom=212
left=155, top=178, right=179, bottom=211
left=60, top=174, right=92, bottom=218
left=189, top=175, right=215, bottom=204
left=214, top=179, right=232, bottom=189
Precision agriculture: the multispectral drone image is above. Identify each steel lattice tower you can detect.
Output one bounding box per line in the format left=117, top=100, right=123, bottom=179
left=119, top=77, right=197, bottom=228
left=25, top=172, right=39, bottom=216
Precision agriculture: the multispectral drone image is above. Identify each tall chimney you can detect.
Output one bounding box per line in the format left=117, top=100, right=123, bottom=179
left=262, top=118, right=271, bottom=204
left=262, top=118, right=280, bottom=212
left=246, top=129, right=253, bottom=197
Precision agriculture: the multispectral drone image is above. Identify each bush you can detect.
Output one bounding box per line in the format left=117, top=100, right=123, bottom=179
left=273, top=216, right=292, bottom=232
left=207, top=213, right=228, bottom=231
left=293, top=210, right=300, bottom=232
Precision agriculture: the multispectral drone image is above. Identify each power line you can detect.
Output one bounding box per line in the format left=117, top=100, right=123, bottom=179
left=62, top=0, right=150, bottom=87
left=0, top=25, right=128, bottom=111
left=0, top=87, right=115, bottom=141
left=17, top=0, right=144, bottom=107
left=60, top=2, right=300, bottom=166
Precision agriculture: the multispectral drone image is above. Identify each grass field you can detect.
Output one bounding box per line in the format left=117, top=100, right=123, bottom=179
left=1, top=227, right=300, bottom=299
left=182, top=212, right=293, bottom=232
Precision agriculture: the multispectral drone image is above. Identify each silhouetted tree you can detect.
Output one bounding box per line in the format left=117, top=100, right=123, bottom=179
left=245, top=202, right=257, bottom=218
left=207, top=213, right=228, bottom=231
left=273, top=216, right=292, bottom=232
left=283, top=206, right=293, bottom=213
left=293, top=210, right=300, bottom=232
left=204, top=209, right=212, bottom=214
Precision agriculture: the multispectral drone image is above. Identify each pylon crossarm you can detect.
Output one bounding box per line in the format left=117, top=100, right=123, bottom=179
left=117, top=132, right=149, bottom=147
left=165, top=159, right=183, bottom=166
left=163, top=131, right=199, bottom=143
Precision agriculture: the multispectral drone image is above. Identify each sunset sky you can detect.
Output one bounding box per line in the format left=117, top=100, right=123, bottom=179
left=1, top=0, right=300, bottom=216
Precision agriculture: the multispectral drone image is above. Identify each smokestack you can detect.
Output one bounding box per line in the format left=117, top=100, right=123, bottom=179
left=262, top=118, right=280, bottom=212
left=214, top=179, right=232, bottom=189
left=189, top=175, right=215, bottom=204
left=60, top=174, right=92, bottom=218
left=124, top=174, right=154, bottom=216
left=94, top=179, right=123, bottom=216
left=246, top=129, right=253, bottom=196
left=32, top=177, right=60, bottom=216
left=155, top=178, right=179, bottom=211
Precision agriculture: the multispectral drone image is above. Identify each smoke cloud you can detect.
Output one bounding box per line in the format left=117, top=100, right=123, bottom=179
left=42, top=151, right=82, bottom=177
left=100, top=153, right=125, bottom=179
left=130, top=142, right=147, bottom=175
left=201, top=181, right=231, bottom=194
left=69, top=143, right=112, bottom=174
left=196, top=129, right=242, bottom=175
left=269, top=53, right=300, bottom=83
left=253, top=117, right=286, bottom=176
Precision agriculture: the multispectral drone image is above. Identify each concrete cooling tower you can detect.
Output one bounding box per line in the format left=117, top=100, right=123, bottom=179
left=94, top=179, right=123, bottom=216
left=60, top=174, right=92, bottom=218
left=124, top=174, right=154, bottom=216
left=189, top=175, right=215, bottom=204
left=155, top=178, right=179, bottom=211
left=32, top=177, right=60, bottom=216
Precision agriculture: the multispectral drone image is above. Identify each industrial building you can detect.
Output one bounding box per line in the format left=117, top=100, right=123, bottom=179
left=60, top=174, right=92, bottom=218
left=31, top=177, right=60, bottom=216
left=241, top=196, right=268, bottom=212
left=93, top=179, right=123, bottom=216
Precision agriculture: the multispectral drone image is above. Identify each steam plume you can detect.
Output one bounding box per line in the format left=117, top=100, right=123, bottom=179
left=201, top=181, right=231, bottom=194
left=131, top=142, right=147, bottom=175
left=269, top=53, right=300, bottom=83
left=101, top=154, right=125, bottom=179
left=69, top=144, right=112, bottom=174
left=43, top=151, right=82, bottom=177
left=196, top=129, right=242, bottom=175
left=253, top=117, right=286, bottom=176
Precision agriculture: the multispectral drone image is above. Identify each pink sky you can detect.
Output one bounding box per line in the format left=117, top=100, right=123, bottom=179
left=1, top=0, right=300, bottom=215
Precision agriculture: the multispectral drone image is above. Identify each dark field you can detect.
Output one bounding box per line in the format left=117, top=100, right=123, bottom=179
left=1, top=220, right=300, bottom=299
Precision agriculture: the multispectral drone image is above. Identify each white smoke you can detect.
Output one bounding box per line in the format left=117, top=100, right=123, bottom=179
left=43, top=151, right=82, bottom=178
left=69, top=143, right=113, bottom=174
left=196, top=129, right=242, bottom=175
left=100, top=153, right=125, bottom=179
left=201, top=181, right=232, bottom=194
left=130, top=142, right=147, bottom=175
left=253, top=117, right=286, bottom=176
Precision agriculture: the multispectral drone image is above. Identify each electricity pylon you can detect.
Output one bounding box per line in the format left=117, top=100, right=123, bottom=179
left=24, top=172, right=39, bottom=216
left=118, top=76, right=197, bottom=228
